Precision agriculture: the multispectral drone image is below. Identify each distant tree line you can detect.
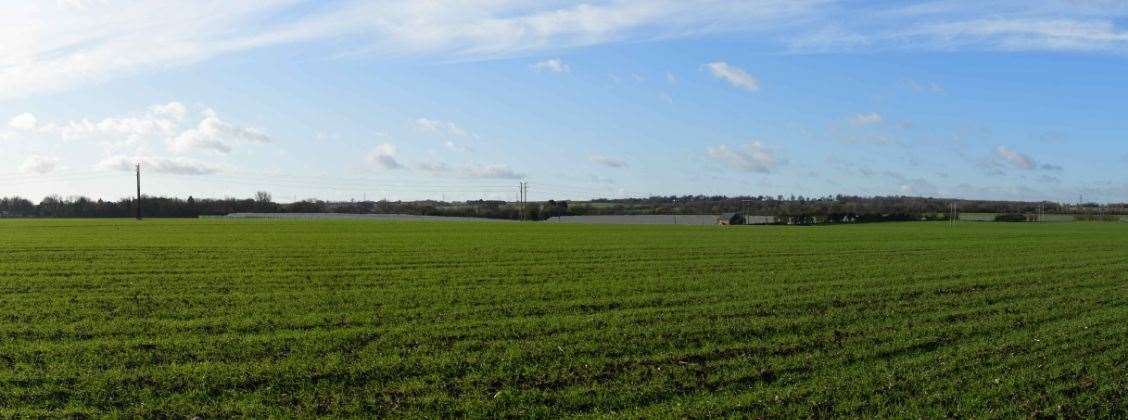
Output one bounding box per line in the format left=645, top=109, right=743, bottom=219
left=2, top=192, right=1126, bottom=222
left=0, top=193, right=531, bottom=220
left=575, top=195, right=1127, bottom=224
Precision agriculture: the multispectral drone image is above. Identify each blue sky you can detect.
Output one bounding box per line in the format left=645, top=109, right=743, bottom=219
left=3, top=0, right=1128, bottom=202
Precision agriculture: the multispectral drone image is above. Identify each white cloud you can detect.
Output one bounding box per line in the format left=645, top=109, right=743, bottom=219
left=666, top=71, right=677, bottom=84
left=19, top=155, right=59, bottom=174
left=704, top=62, right=759, bottom=92
left=589, top=155, right=628, bottom=168
left=531, top=58, right=570, bottom=73
left=200, top=110, right=269, bottom=144
left=461, top=164, right=523, bottom=179
left=17, top=105, right=181, bottom=148
left=8, top=113, right=38, bottom=130
left=97, top=155, right=220, bottom=175
left=995, top=145, right=1061, bottom=171
left=169, top=109, right=270, bottom=154
left=707, top=142, right=779, bottom=173
left=170, top=131, right=232, bottom=154
left=93, top=115, right=177, bottom=140
left=366, top=143, right=403, bottom=170
left=851, top=112, right=884, bottom=126
left=18, top=103, right=268, bottom=158
left=150, top=102, right=188, bottom=121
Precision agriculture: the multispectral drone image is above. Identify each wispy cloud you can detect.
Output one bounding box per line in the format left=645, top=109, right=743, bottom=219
left=461, top=163, right=523, bottom=179
left=909, top=18, right=1128, bottom=52
left=788, top=3, right=1128, bottom=54
left=850, top=112, right=884, bottom=126
left=707, top=142, right=779, bottom=173
left=415, top=117, right=469, bottom=137
left=898, top=178, right=940, bottom=196
left=97, top=155, right=221, bottom=175
left=7, top=1, right=1128, bottom=100
left=414, top=159, right=450, bottom=175
left=704, top=62, right=759, bottom=92
left=995, top=145, right=1061, bottom=171
left=1038, top=131, right=1066, bottom=144
left=531, top=58, right=570, bottom=73
left=906, top=79, right=944, bottom=93
left=416, top=117, right=475, bottom=152
left=589, top=155, right=628, bottom=168
left=413, top=159, right=522, bottom=179
left=444, top=141, right=471, bottom=153
left=0, top=1, right=818, bottom=100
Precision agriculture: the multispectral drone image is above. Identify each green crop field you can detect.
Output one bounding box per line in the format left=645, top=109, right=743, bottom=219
left=0, top=219, right=1125, bottom=417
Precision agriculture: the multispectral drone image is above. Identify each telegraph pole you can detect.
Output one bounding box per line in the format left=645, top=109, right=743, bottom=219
left=135, top=163, right=142, bottom=220
left=521, top=181, right=529, bottom=221
left=518, top=181, right=527, bottom=221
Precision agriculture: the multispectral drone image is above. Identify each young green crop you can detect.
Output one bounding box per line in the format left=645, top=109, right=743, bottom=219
left=0, top=219, right=1124, bottom=417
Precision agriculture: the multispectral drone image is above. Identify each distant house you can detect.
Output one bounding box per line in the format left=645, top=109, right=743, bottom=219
left=717, top=212, right=745, bottom=225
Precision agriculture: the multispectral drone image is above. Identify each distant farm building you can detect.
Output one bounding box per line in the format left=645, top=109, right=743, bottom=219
left=717, top=213, right=745, bottom=225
